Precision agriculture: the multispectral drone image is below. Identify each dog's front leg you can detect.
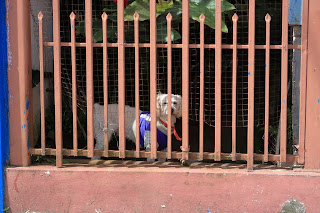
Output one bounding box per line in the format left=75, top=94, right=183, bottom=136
left=157, top=148, right=167, bottom=162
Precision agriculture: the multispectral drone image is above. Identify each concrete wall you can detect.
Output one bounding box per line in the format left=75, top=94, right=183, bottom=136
left=5, top=164, right=320, bottom=212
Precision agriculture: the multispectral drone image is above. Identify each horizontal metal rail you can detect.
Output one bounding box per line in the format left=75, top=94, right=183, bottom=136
left=30, top=148, right=299, bottom=163
left=43, top=42, right=301, bottom=49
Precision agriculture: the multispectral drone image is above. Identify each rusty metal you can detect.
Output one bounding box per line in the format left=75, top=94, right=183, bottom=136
left=85, top=0, right=94, bottom=158
left=102, top=12, right=109, bottom=157
left=264, top=14, right=271, bottom=163
left=52, top=0, right=63, bottom=167
left=199, top=14, right=205, bottom=161
left=167, top=13, right=172, bottom=159
left=215, top=0, right=222, bottom=161
left=70, top=12, right=78, bottom=156
left=181, top=0, right=190, bottom=161
left=232, top=13, right=238, bottom=162
left=298, top=0, right=309, bottom=165
left=150, top=0, right=157, bottom=159
left=134, top=12, right=140, bottom=158
left=280, top=0, right=289, bottom=163
left=38, top=12, right=45, bottom=156
left=247, top=0, right=255, bottom=170
left=117, top=0, right=126, bottom=158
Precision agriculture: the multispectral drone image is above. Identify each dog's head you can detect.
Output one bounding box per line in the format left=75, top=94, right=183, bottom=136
left=156, top=93, right=182, bottom=119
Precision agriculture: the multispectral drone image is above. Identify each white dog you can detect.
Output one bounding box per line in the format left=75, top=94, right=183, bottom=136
left=93, top=94, right=182, bottom=160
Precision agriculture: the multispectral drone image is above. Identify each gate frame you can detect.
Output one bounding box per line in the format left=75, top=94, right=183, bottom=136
left=6, top=0, right=318, bottom=169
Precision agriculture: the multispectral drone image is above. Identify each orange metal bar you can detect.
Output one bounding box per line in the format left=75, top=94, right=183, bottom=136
left=150, top=0, right=157, bottom=159
left=118, top=0, right=126, bottom=158
left=70, top=12, right=78, bottom=156
left=181, top=0, right=190, bottom=161
left=167, top=13, right=172, bottom=159
left=102, top=12, right=109, bottom=157
left=215, top=0, right=222, bottom=161
left=38, top=12, right=46, bottom=156
left=134, top=12, right=140, bottom=158
left=232, top=14, right=238, bottom=162
left=247, top=0, right=255, bottom=170
left=52, top=0, right=63, bottom=167
left=280, top=0, right=289, bottom=163
left=298, top=0, right=309, bottom=165
left=264, top=14, right=271, bottom=163
left=199, top=14, right=205, bottom=161
left=85, top=0, right=94, bottom=158
left=43, top=42, right=301, bottom=50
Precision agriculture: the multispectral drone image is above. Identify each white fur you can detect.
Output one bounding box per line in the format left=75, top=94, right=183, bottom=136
left=93, top=94, right=182, bottom=160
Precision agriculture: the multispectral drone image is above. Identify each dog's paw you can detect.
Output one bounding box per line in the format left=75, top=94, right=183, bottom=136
left=180, top=159, right=190, bottom=167
left=157, top=158, right=167, bottom=162
left=91, top=156, right=101, bottom=160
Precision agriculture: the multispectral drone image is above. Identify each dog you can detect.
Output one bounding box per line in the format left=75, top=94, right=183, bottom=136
left=93, top=93, right=182, bottom=160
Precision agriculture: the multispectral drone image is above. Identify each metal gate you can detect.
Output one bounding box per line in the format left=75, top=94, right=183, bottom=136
left=30, top=0, right=307, bottom=170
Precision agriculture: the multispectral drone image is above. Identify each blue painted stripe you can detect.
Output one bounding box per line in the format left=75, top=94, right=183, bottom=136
left=289, top=0, right=302, bottom=25
left=0, top=0, right=9, bottom=211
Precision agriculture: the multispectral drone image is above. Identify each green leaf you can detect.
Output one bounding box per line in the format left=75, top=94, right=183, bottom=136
left=156, top=5, right=182, bottom=25
left=124, top=0, right=151, bottom=21
left=190, top=0, right=236, bottom=12
left=157, top=24, right=181, bottom=42
left=76, top=20, right=118, bottom=43
left=188, top=1, right=228, bottom=32
left=103, top=8, right=117, bottom=12
left=157, top=0, right=174, bottom=12
left=138, top=22, right=181, bottom=42
left=121, top=0, right=162, bottom=21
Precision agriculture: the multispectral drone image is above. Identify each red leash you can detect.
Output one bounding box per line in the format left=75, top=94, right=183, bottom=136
left=159, top=118, right=182, bottom=141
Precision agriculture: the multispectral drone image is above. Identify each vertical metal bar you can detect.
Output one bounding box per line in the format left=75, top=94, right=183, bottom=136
left=181, top=0, right=190, bottom=161
left=199, top=14, right=205, bottom=161
left=264, top=14, right=271, bottom=163
left=134, top=12, right=140, bottom=158
left=150, top=0, right=157, bottom=159
left=298, top=0, right=309, bottom=165
left=232, top=14, right=238, bottom=162
left=38, top=12, right=46, bottom=156
left=167, top=13, right=172, bottom=159
left=52, top=0, right=63, bottom=167
left=247, top=0, right=255, bottom=170
left=118, top=0, right=126, bottom=158
left=215, top=0, right=222, bottom=161
left=17, top=0, right=32, bottom=166
left=102, top=12, right=109, bottom=157
left=85, top=0, right=94, bottom=158
left=280, top=0, right=289, bottom=163
left=70, top=12, right=78, bottom=156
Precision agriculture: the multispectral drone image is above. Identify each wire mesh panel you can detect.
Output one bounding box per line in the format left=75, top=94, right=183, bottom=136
left=56, top=0, right=288, bottom=130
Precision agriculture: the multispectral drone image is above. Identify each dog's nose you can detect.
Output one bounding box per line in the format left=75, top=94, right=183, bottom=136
left=171, top=108, right=174, bottom=113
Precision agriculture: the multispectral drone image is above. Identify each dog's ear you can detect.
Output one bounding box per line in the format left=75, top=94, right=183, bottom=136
left=175, top=95, right=182, bottom=118
left=156, top=94, right=162, bottom=117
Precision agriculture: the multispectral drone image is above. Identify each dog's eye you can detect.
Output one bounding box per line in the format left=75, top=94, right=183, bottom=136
left=163, top=102, right=167, bottom=105
left=172, top=101, right=177, bottom=105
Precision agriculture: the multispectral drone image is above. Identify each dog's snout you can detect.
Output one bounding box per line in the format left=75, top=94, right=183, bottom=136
left=171, top=108, right=174, bottom=113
